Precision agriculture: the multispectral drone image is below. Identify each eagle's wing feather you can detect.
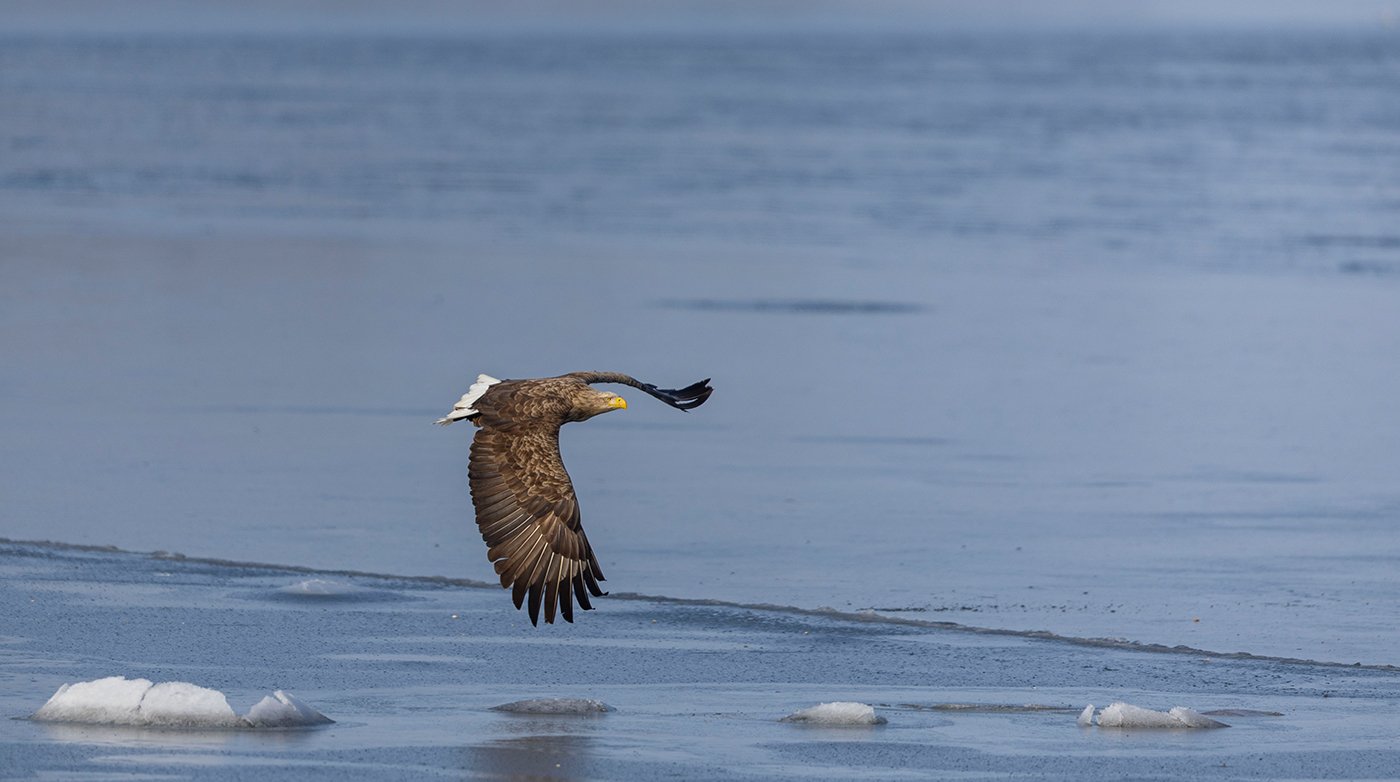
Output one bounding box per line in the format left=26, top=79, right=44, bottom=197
left=469, top=424, right=606, bottom=625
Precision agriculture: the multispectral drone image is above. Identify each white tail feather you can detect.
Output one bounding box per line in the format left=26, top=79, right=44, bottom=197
left=435, top=374, right=501, bottom=425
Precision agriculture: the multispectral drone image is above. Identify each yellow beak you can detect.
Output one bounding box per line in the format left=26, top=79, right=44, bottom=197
left=609, top=396, right=628, bottom=409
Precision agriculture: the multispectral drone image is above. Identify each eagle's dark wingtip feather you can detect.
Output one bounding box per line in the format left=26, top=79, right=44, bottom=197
left=647, top=377, right=714, bottom=411
left=527, top=582, right=543, bottom=625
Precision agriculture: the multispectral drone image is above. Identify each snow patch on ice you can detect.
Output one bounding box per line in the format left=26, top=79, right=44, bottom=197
left=781, top=702, right=886, bottom=726
left=492, top=698, right=614, bottom=714
left=31, top=676, right=332, bottom=729
left=31, top=676, right=152, bottom=725
left=137, top=682, right=245, bottom=728
left=1089, top=702, right=1229, bottom=729
left=246, top=690, right=335, bottom=727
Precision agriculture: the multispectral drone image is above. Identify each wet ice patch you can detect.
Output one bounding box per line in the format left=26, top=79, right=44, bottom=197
left=266, top=578, right=406, bottom=603
left=781, top=702, right=886, bottom=726
left=1085, top=702, right=1229, bottom=729
left=281, top=578, right=354, bottom=597
left=492, top=698, right=614, bottom=714
left=31, top=676, right=332, bottom=728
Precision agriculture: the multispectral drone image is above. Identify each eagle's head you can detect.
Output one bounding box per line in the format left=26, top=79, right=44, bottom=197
left=573, top=389, right=627, bottom=421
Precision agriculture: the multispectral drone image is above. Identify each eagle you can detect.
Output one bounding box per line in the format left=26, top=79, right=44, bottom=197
left=436, top=371, right=713, bottom=625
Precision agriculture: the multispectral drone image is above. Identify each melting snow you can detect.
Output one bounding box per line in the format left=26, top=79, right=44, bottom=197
left=492, top=698, right=614, bottom=714
left=781, top=702, right=886, bottom=726
left=1085, top=702, right=1229, bottom=729
left=31, top=676, right=332, bottom=728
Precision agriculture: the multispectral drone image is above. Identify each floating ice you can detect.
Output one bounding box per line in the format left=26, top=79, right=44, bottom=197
left=1090, top=702, right=1229, bottom=729
left=31, top=676, right=332, bottom=729
left=780, top=702, right=887, bottom=726
left=1077, top=704, right=1095, bottom=727
left=246, top=690, right=335, bottom=727
left=492, top=698, right=614, bottom=714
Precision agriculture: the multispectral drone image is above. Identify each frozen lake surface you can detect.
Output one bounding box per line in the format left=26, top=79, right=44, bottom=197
left=3, top=541, right=1399, bottom=780
left=4, top=227, right=1398, bottom=665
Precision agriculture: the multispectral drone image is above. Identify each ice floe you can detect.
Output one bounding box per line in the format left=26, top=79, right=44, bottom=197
left=492, top=698, right=614, bottom=714
left=1082, top=702, right=1229, bottom=729
left=31, top=676, right=332, bottom=728
left=245, top=690, right=335, bottom=727
left=781, top=702, right=886, bottom=726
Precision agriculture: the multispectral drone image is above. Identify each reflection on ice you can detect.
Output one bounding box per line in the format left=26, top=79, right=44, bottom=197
left=466, top=734, right=596, bottom=782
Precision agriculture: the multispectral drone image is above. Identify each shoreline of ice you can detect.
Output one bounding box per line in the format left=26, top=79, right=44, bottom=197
left=5, top=537, right=1394, bottom=672
left=31, top=676, right=333, bottom=729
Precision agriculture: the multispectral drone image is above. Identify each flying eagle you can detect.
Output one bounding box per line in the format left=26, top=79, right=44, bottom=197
left=436, top=371, right=713, bottom=625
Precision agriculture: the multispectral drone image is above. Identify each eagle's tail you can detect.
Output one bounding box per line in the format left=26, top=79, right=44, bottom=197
left=435, top=374, right=501, bottom=425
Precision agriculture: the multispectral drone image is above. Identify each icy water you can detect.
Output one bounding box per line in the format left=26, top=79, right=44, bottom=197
left=2, top=27, right=1400, bottom=694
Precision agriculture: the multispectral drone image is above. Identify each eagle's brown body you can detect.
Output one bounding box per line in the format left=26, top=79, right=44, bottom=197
left=439, top=371, right=712, bottom=625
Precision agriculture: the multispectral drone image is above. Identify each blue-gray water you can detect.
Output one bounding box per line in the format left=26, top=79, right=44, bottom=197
left=4, top=32, right=1399, bottom=272
left=3, top=31, right=1400, bottom=670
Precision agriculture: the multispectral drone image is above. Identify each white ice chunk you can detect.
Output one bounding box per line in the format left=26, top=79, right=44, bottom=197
left=781, top=702, right=887, bottom=726
left=1077, top=704, right=1095, bottom=727
left=30, top=677, right=333, bottom=729
left=246, top=690, right=335, bottom=727
left=492, top=698, right=614, bottom=714
left=137, top=681, right=245, bottom=728
left=32, top=676, right=152, bottom=725
left=1097, top=702, right=1229, bottom=729
left=1168, top=707, right=1230, bottom=728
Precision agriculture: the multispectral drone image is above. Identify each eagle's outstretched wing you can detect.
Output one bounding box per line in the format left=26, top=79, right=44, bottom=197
left=567, top=371, right=713, bottom=411
left=468, top=424, right=606, bottom=625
